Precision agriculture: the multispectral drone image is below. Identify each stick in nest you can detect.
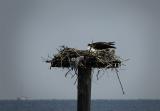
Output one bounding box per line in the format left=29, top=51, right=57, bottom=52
left=115, top=68, right=125, bottom=95
left=65, top=68, right=72, bottom=77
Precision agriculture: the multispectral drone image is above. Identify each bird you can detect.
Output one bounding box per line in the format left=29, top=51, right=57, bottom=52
left=88, top=42, right=116, bottom=51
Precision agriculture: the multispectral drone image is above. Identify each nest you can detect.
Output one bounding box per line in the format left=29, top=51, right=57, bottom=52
left=45, top=45, right=126, bottom=94
left=46, top=46, right=122, bottom=69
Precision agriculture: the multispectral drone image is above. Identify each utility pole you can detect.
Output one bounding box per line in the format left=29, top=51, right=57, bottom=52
left=77, top=66, right=91, bottom=111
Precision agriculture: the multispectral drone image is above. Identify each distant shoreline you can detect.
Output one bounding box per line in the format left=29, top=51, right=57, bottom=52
left=0, top=99, right=160, bottom=101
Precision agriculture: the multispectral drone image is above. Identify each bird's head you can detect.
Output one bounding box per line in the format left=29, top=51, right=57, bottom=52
left=88, top=43, right=92, bottom=47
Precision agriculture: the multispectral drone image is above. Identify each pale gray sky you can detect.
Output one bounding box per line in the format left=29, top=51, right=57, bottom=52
left=0, top=0, right=160, bottom=100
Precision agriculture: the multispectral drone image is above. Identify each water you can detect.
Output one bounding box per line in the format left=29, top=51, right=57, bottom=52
left=0, top=100, right=160, bottom=111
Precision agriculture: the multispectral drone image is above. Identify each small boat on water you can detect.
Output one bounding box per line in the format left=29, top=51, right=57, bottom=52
left=17, top=96, right=30, bottom=101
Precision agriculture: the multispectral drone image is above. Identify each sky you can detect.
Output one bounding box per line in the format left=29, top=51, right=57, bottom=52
left=0, top=0, right=160, bottom=100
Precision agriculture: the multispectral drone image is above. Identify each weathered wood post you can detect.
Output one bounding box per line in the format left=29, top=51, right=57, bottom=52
left=77, top=66, right=91, bottom=111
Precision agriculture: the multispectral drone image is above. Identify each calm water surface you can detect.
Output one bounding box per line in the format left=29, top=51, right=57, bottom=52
left=0, top=100, right=159, bottom=111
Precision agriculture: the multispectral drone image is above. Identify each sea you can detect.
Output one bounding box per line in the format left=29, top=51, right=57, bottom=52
left=0, top=100, right=160, bottom=111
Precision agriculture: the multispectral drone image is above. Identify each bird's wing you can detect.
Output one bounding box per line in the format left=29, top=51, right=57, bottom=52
left=107, top=42, right=115, bottom=45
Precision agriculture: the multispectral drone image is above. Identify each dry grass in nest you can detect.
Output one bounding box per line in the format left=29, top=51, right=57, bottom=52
left=46, top=46, right=122, bottom=69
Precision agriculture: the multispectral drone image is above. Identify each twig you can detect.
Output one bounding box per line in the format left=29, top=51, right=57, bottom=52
left=74, top=77, right=78, bottom=85
left=115, top=68, right=125, bottom=95
left=41, top=56, right=47, bottom=62
left=72, top=48, right=80, bottom=56
left=96, top=69, right=101, bottom=80
left=98, top=69, right=105, bottom=80
left=65, top=68, right=72, bottom=77
left=71, top=73, right=77, bottom=78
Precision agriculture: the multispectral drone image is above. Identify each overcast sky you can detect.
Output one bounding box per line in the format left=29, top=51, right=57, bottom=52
left=0, top=0, right=160, bottom=100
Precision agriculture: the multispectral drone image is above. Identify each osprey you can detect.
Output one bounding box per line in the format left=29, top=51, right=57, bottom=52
left=88, top=42, right=116, bottom=51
